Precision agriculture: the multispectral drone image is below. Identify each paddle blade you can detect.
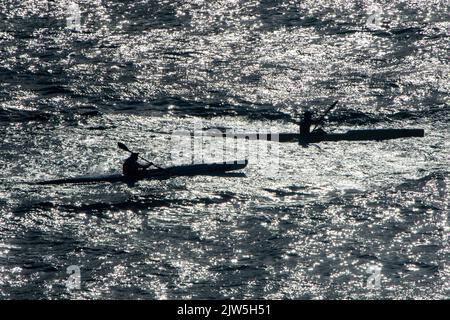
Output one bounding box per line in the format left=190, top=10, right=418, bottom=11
left=118, top=142, right=131, bottom=152
left=323, top=101, right=338, bottom=116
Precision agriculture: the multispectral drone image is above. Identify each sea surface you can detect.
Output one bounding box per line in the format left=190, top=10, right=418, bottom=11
left=0, top=0, right=449, bottom=299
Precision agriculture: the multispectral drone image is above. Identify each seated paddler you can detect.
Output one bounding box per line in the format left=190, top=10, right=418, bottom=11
left=299, top=111, right=326, bottom=137
left=123, top=152, right=152, bottom=177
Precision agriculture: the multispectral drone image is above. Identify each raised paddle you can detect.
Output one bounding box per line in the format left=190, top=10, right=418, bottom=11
left=117, top=142, right=170, bottom=174
left=312, top=100, right=338, bottom=132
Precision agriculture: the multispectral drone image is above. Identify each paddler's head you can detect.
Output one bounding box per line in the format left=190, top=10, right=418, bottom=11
left=130, top=153, right=139, bottom=160
left=304, top=111, right=312, bottom=120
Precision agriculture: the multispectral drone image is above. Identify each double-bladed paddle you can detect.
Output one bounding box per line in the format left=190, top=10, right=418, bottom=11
left=312, top=100, right=338, bottom=132
left=117, top=142, right=170, bottom=174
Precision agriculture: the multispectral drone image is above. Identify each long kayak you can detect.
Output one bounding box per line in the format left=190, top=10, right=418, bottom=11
left=286, top=128, right=424, bottom=143
left=31, top=160, right=248, bottom=185
left=194, top=128, right=425, bottom=143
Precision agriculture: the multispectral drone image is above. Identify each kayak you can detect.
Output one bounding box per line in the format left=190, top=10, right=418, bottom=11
left=31, top=160, right=248, bottom=185
left=284, top=128, right=425, bottom=143
left=196, top=128, right=424, bottom=143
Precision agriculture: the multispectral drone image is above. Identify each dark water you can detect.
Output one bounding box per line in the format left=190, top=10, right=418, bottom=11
left=0, top=0, right=449, bottom=299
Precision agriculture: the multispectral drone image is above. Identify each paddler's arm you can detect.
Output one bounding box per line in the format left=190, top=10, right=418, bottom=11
left=137, top=162, right=153, bottom=169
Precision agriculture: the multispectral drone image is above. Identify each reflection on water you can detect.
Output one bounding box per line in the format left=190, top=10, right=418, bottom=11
left=0, top=0, right=449, bottom=299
